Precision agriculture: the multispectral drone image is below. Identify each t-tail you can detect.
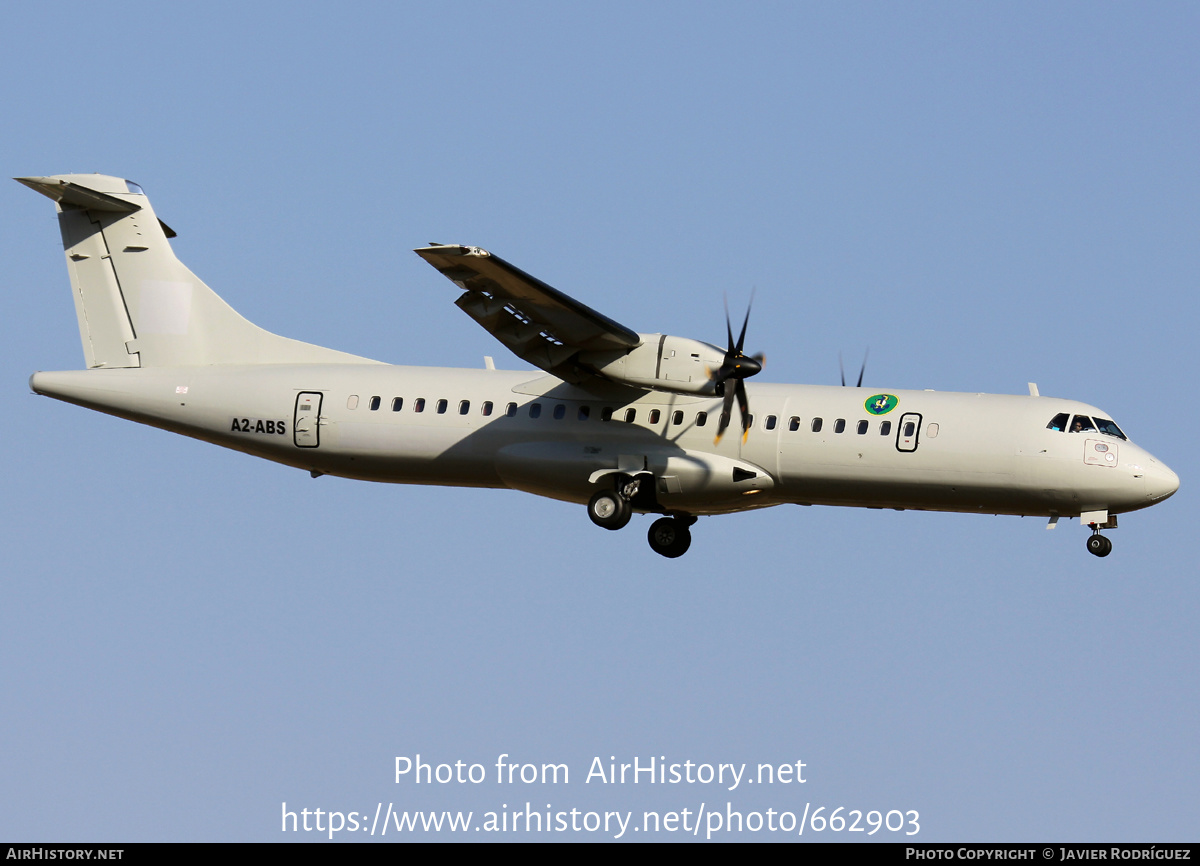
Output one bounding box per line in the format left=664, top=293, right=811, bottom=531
left=17, top=174, right=374, bottom=368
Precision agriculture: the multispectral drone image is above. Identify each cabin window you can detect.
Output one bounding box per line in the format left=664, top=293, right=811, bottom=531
left=601, top=407, right=614, bottom=421
left=648, top=409, right=661, bottom=424
left=856, top=420, right=868, bottom=434
left=578, top=405, right=591, bottom=421
left=553, top=404, right=566, bottom=420
left=369, top=396, right=381, bottom=411
left=505, top=402, right=517, bottom=417
left=391, top=397, right=403, bottom=412
left=1069, top=415, right=1096, bottom=433
left=927, top=422, right=939, bottom=438
left=1093, top=417, right=1127, bottom=440
left=672, top=410, right=684, bottom=425
left=436, top=399, right=448, bottom=414
left=811, top=417, right=823, bottom=432
left=529, top=402, right=542, bottom=419
left=765, top=415, right=777, bottom=430
left=696, top=411, right=708, bottom=427
left=459, top=400, right=470, bottom=415
left=347, top=395, right=359, bottom=410
left=745, top=414, right=753, bottom=428
left=414, top=398, right=425, bottom=413
left=1047, top=412, right=1070, bottom=432
left=788, top=416, right=800, bottom=431
left=834, top=419, right=846, bottom=434
left=481, top=401, right=493, bottom=416
left=903, top=421, right=916, bottom=437
left=880, top=420, right=891, bottom=436
left=624, top=408, right=636, bottom=423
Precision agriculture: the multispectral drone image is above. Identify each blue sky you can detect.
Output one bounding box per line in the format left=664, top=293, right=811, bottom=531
left=2, top=1, right=1197, bottom=841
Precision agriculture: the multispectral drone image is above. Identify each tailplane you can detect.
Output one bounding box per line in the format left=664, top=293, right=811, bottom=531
left=18, top=174, right=376, bottom=368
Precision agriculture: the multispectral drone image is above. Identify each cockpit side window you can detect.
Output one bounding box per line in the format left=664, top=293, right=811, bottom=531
left=1047, top=413, right=1070, bottom=432
left=1069, top=415, right=1096, bottom=433
left=1093, top=418, right=1127, bottom=440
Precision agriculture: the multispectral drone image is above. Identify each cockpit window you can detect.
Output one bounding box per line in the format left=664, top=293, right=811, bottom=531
left=1049, top=412, right=1126, bottom=439
left=125, top=180, right=145, bottom=195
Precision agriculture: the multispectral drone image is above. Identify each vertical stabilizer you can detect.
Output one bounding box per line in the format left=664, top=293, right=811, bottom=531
left=18, top=174, right=378, bottom=368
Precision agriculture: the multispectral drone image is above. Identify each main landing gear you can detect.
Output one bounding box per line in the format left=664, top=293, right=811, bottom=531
left=587, top=489, right=632, bottom=531
left=647, top=516, right=694, bottom=558
left=586, top=476, right=697, bottom=557
left=1086, top=529, right=1113, bottom=558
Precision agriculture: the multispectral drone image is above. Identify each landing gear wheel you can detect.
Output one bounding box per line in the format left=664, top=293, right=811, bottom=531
left=1086, top=533, right=1112, bottom=557
left=588, top=489, right=631, bottom=530
left=647, top=517, right=692, bottom=558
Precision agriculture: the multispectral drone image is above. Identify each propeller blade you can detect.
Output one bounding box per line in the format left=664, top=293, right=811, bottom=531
left=856, top=348, right=869, bottom=388
left=713, top=292, right=763, bottom=443
left=735, top=295, right=753, bottom=353
left=840, top=349, right=868, bottom=386
left=713, top=382, right=738, bottom=444
left=736, top=379, right=751, bottom=444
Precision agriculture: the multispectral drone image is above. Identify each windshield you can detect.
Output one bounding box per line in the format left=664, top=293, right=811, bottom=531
left=1046, top=413, right=1128, bottom=440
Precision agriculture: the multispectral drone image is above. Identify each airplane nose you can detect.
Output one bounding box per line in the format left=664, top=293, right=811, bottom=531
left=1145, top=459, right=1180, bottom=503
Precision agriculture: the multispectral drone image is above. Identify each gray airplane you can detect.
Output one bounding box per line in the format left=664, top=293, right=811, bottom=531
left=19, top=173, right=1179, bottom=558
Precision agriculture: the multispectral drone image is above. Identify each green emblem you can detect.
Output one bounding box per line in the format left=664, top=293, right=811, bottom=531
left=865, top=394, right=898, bottom=416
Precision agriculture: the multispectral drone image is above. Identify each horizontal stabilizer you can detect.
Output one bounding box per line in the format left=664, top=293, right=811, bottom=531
left=16, top=176, right=141, bottom=213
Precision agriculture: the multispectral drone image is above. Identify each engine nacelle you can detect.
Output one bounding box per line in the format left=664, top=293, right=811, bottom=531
left=578, top=334, right=726, bottom=395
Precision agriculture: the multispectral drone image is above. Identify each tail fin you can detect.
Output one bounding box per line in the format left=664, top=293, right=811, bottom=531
left=18, top=174, right=377, bottom=368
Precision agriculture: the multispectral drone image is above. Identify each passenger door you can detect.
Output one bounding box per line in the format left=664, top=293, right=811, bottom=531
left=294, top=392, right=323, bottom=448
left=896, top=412, right=922, bottom=452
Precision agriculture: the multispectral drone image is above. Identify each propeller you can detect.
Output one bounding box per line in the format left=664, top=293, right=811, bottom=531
left=840, top=348, right=869, bottom=388
left=711, top=296, right=765, bottom=445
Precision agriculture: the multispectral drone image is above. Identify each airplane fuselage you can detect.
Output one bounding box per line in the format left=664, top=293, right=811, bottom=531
left=30, top=364, right=1177, bottom=521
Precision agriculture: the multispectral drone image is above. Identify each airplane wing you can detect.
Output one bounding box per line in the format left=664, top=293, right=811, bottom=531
left=414, top=245, right=642, bottom=382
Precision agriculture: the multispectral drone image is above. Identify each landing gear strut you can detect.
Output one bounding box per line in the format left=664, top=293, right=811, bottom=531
left=1086, top=529, right=1113, bottom=558
left=647, top=516, right=695, bottom=559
